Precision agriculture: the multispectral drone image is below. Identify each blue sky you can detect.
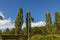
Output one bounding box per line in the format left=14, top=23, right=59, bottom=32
left=0, top=0, right=60, bottom=22
left=0, top=0, right=60, bottom=30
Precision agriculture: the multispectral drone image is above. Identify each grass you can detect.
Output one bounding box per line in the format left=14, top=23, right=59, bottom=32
left=30, top=34, right=60, bottom=40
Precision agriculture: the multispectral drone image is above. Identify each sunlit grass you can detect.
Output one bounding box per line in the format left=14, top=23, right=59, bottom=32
left=30, top=34, right=60, bottom=40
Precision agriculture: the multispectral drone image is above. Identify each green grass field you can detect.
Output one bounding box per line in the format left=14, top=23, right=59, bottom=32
left=30, top=34, right=60, bottom=40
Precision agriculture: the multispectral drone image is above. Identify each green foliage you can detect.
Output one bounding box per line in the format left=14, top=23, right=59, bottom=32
left=22, top=28, right=27, bottom=35
left=31, top=27, right=42, bottom=35
left=26, top=11, right=32, bottom=40
left=1, top=9, right=60, bottom=40
left=10, top=28, right=15, bottom=34
left=15, top=8, right=23, bottom=34
left=26, top=11, right=32, bottom=34
left=54, top=11, right=60, bottom=30
left=45, top=12, right=52, bottom=25
left=31, top=25, right=57, bottom=36
left=4, top=28, right=11, bottom=34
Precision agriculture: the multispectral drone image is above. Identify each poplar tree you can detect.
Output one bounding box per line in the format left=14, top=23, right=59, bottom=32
left=26, top=11, right=31, bottom=35
left=54, top=11, right=60, bottom=28
left=26, top=11, right=34, bottom=40
left=15, top=8, right=23, bottom=34
left=46, top=12, right=52, bottom=26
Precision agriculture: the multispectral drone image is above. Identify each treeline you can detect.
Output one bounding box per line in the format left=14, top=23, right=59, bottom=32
left=30, top=11, right=60, bottom=35
left=0, top=8, right=60, bottom=40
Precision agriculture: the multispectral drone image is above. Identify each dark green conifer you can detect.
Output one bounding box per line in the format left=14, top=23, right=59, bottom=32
left=15, top=8, right=23, bottom=34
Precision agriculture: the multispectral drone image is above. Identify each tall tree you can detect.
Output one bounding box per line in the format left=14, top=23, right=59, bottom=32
left=15, top=8, right=23, bottom=34
left=54, top=11, right=60, bottom=30
left=26, top=11, right=33, bottom=40
left=26, top=11, right=31, bottom=34
left=45, top=12, right=52, bottom=26
left=54, top=11, right=60, bottom=25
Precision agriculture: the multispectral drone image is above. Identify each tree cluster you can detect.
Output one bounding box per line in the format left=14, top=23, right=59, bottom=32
left=0, top=8, right=60, bottom=40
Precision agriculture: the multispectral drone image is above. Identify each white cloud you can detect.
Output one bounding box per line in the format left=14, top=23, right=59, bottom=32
left=22, top=21, right=46, bottom=29
left=0, top=19, right=11, bottom=25
left=22, top=23, right=26, bottom=29
left=0, top=19, right=46, bottom=30
left=31, top=21, right=46, bottom=27
left=0, top=11, right=5, bottom=18
left=0, top=19, right=15, bottom=29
